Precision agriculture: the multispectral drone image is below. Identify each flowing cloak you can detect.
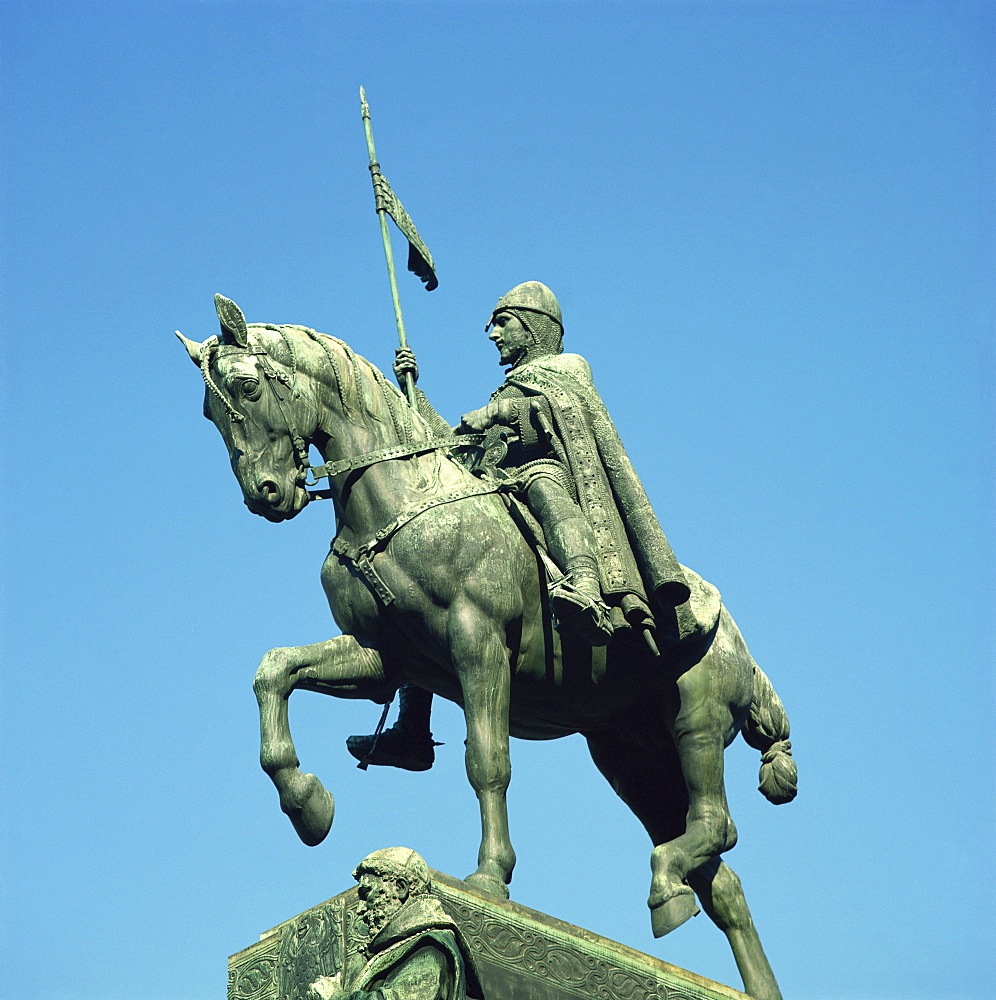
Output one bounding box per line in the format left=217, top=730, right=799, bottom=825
left=339, top=895, right=483, bottom=1000
left=488, top=352, right=722, bottom=646
left=494, top=353, right=693, bottom=616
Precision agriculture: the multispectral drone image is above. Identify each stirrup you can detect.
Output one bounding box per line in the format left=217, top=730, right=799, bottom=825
left=549, top=579, right=614, bottom=647
left=345, top=728, right=440, bottom=772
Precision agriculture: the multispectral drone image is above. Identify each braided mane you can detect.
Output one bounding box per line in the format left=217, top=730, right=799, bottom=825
left=273, top=325, right=424, bottom=445
left=201, top=322, right=426, bottom=448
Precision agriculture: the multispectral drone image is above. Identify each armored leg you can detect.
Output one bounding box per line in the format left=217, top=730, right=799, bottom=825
left=524, top=475, right=612, bottom=645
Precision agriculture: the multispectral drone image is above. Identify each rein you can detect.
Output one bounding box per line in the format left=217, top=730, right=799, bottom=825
left=212, top=330, right=485, bottom=498
left=304, top=434, right=485, bottom=497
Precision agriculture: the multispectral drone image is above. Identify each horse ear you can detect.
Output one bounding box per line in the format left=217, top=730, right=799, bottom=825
left=215, top=293, right=249, bottom=347
left=175, top=330, right=203, bottom=366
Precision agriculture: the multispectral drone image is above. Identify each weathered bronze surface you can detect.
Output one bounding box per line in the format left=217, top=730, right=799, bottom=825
left=230, top=863, right=752, bottom=1000
left=179, top=288, right=797, bottom=1000
left=304, top=848, right=482, bottom=1000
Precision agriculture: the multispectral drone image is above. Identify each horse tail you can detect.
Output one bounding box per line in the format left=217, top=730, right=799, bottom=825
left=741, top=664, right=798, bottom=805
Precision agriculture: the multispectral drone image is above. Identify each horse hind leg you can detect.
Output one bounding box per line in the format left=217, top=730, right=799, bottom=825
left=585, top=727, right=780, bottom=1000
left=253, top=634, right=386, bottom=846
left=649, top=610, right=754, bottom=936
left=584, top=727, right=702, bottom=934
left=647, top=719, right=736, bottom=937
left=687, top=858, right=783, bottom=1000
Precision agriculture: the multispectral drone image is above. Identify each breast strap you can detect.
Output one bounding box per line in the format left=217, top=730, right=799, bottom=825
left=331, top=477, right=504, bottom=606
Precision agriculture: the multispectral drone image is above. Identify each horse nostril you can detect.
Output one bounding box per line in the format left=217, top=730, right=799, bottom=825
left=258, top=479, right=283, bottom=504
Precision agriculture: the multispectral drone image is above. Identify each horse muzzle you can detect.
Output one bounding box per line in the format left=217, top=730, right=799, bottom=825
left=244, top=478, right=309, bottom=521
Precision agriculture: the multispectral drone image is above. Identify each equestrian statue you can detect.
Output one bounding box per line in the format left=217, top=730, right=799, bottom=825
left=176, top=284, right=797, bottom=1000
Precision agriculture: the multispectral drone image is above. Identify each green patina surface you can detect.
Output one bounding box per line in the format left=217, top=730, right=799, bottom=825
left=184, top=284, right=797, bottom=1000
left=229, top=867, right=750, bottom=1000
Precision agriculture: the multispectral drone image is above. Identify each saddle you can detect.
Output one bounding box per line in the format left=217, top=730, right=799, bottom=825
left=324, top=435, right=721, bottom=657
left=499, top=486, right=721, bottom=654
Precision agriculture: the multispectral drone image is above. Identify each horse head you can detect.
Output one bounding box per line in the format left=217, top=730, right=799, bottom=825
left=177, top=295, right=320, bottom=522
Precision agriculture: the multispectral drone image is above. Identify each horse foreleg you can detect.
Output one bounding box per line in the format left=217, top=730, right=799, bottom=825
left=688, top=858, right=783, bottom=1000
left=253, top=634, right=386, bottom=846
left=453, top=619, right=515, bottom=899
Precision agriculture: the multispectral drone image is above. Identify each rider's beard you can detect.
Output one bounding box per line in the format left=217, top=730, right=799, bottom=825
left=357, top=887, right=405, bottom=937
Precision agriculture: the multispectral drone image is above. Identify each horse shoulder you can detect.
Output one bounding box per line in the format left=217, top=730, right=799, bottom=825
left=382, top=494, right=530, bottom=618
left=320, top=549, right=382, bottom=637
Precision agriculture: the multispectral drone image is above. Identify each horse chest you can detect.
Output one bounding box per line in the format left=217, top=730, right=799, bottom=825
left=320, top=550, right=382, bottom=636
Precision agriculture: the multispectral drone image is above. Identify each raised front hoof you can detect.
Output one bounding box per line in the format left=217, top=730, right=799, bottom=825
left=278, top=771, right=335, bottom=846
left=649, top=886, right=700, bottom=938
left=464, top=871, right=510, bottom=900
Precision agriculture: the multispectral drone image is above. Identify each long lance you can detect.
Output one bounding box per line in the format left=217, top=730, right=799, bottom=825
left=360, top=86, right=417, bottom=408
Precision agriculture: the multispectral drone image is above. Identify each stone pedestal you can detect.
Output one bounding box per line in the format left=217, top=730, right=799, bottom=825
left=229, top=870, right=747, bottom=1000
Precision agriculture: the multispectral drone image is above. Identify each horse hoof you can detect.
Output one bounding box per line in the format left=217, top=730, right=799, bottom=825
left=464, top=872, right=510, bottom=900
left=279, top=772, right=335, bottom=846
left=649, top=886, right=700, bottom=938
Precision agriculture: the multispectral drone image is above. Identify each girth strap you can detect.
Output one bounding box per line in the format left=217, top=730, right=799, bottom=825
left=331, top=479, right=504, bottom=605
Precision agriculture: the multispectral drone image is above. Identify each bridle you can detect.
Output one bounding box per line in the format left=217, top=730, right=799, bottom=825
left=203, top=331, right=485, bottom=501
left=201, top=335, right=313, bottom=489
left=204, top=326, right=507, bottom=608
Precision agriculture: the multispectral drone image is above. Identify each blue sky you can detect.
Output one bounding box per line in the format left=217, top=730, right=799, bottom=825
left=1, top=2, right=992, bottom=999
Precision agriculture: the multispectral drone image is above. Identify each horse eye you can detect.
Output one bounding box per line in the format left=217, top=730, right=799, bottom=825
left=240, top=377, right=262, bottom=401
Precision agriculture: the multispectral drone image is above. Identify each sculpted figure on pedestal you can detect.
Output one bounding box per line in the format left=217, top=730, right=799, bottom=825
left=178, top=288, right=797, bottom=1000
left=308, top=848, right=482, bottom=1000
left=348, top=282, right=691, bottom=771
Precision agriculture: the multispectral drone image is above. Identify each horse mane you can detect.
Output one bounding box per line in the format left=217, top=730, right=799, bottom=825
left=248, top=323, right=425, bottom=445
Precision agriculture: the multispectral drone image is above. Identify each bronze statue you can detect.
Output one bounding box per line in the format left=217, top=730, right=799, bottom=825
left=308, top=848, right=482, bottom=1000
left=348, top=281, right=691, bottom=771
left=177, top=290, right=797, bottom=1000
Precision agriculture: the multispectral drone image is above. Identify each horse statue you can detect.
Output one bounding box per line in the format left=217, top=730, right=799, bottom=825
left=176, top=296, right=797, bottom=1000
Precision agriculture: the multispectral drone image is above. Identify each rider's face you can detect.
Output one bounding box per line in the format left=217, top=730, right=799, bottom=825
left=489, top=312, right=531, bottom=366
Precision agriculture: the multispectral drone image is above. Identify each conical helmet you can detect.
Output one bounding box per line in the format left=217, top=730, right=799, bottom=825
left=486, top=281, right=562, bottom=331
left=352, top=847, right=430, bottom=894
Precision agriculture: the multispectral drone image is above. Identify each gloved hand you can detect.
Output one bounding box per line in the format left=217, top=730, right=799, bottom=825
left=393, top=347, right=419, bottom=387
left=458, top=402, right=501, bottom=433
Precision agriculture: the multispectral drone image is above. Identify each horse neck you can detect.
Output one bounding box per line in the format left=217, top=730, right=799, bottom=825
left=302, top=333, right=457, bottom=537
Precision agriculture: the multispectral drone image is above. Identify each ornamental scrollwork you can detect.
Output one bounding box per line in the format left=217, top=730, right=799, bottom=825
left=439, top=896, right=675, bottom=1000
left=230, top=951, right=279, bottom=1000
left=276, top=900, right=343, bottom=1000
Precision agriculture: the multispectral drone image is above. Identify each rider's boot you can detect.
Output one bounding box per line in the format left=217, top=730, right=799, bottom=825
left=549, top=553, right=614, bottom=646
left=346, top=684, right=440, bottom=771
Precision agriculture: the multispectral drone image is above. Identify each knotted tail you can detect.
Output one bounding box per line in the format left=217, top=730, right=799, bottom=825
left=742, top=664, right=798, bottom=804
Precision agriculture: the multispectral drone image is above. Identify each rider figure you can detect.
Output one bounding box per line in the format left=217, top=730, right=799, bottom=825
left=347, top=282, right=690, bottom=771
